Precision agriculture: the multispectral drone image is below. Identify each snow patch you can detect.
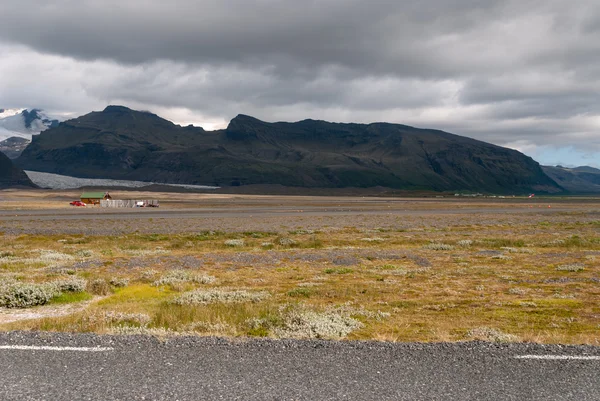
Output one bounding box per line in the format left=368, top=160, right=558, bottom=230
left=0, top=109, right=59, bottom=141
left=0, top=108, right=23, bottom=119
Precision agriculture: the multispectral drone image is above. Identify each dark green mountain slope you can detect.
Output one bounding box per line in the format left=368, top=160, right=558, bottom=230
left=542, top=165, right=600, bottom=193
left=16, top=106, right=562, bottom=193
left=0, top=151, right=36, bottom=188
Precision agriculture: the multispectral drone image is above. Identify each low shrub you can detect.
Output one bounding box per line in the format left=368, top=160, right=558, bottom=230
left=101, top=311, right=151, bottom=327
left=491, top=254, right=512, bottom=260
left=556, top=263, right=584, bottom=272
left=38, top=250, right=75, bottom=264
left=423, top=243, right=455, bottom=251
left=0, top=277, right=87, bottom=308
left=0, top=282, right=55, bottom=308
left=140, top=270, right=158, bottom=281
left=152, top=271, right=216, bottom=287
left=75, top=249, right=94, bottom=258
left=277, top=238, right=297, bottom=247
left=500, top=247, right=534, bottom=254
left=273, top=306, right=364, bottom=340
left=52, top=277, right=87, bottom=293
left=171, top=289, right=270, bottom=305
left=466, top=327, right=519, bottom=342
left=110, top=277, right=130, bottom=288
left=88, top=279, right=112, bottom=296
left=224, top=239, right=244, bottom=247
left=360, top=237, right=385, bottom=242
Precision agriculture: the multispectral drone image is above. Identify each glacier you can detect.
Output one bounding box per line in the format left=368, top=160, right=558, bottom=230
left=25, top=170, right=219, bottom=190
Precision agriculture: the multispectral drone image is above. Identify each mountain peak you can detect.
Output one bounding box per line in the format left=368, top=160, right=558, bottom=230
left=102, top=105, right=133, bottom=113
left=0, top=107, right=59, bottom=144
left=21, top=109, right=42, bottom=129
left=231, top=114, right=264, bottom=123
left=226, top=114, right=267, bottom=137
left=101, top=105, right=161, bottom=120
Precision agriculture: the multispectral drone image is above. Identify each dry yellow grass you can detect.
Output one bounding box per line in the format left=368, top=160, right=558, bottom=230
left=0, top=191, right=598, bottom=344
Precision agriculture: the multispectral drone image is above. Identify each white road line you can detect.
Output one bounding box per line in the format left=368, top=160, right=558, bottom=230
left=515, top=355, right=600, bottom=361
left=0, top=345, right=113, bottom=352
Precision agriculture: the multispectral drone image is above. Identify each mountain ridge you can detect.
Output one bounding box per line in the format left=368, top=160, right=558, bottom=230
left=0, top=151, right=36, bottom=188
left=16, top=105, right=563, bottom=194
left=542, top=165, right=600, bottom=193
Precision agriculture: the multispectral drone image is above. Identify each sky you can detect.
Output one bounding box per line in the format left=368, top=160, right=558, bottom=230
left=0, top=0, right=599, bottom=167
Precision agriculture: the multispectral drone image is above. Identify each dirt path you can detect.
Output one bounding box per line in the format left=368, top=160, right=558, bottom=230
left=0, top=299, right=99, bottom=324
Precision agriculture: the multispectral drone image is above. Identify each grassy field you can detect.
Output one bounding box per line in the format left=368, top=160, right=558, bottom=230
left=0, top=191, right=598, bottom=344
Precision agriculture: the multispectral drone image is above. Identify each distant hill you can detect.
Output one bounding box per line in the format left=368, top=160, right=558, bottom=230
left=16, top=105, right=563, bottom=194
left=542, top=165, right=600, bottom=193
left=0, top=151, right=36, bottom=188
left=571, top=166, right=600, bottom=174
left=0, top=137, right=30, bottom=159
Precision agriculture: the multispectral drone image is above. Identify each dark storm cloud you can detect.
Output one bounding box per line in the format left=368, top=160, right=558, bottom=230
left=0, top=0, right=510, bottom=76
left=0, top=0, right=599, bottom=164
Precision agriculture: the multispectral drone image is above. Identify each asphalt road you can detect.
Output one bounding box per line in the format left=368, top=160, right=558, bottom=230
left=0, top=332, right=599, bottom=400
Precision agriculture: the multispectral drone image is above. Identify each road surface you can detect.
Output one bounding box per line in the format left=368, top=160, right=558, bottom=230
left=0, top=332, right=599, bottom=400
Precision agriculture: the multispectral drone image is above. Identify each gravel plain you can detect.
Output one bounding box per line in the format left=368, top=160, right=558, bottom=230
left=0, top=202, right=597, bottom=235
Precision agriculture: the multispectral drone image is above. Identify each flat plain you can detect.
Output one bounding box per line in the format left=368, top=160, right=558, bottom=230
left=0, top=189, right=598, bottom=344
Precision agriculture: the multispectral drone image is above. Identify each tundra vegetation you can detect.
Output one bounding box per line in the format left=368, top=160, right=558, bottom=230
left=0, top=196, right=598, bottom=345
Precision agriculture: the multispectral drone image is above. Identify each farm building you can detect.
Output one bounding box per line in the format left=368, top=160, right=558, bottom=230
left=100, top=199, right=159, bottom=208
left=80, top=191, right=112, bottom=205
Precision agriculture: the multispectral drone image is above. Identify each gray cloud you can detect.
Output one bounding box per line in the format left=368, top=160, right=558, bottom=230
left=0, top=0, right=599, bottom=166
left=0, top=0, right=547, bottom=76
